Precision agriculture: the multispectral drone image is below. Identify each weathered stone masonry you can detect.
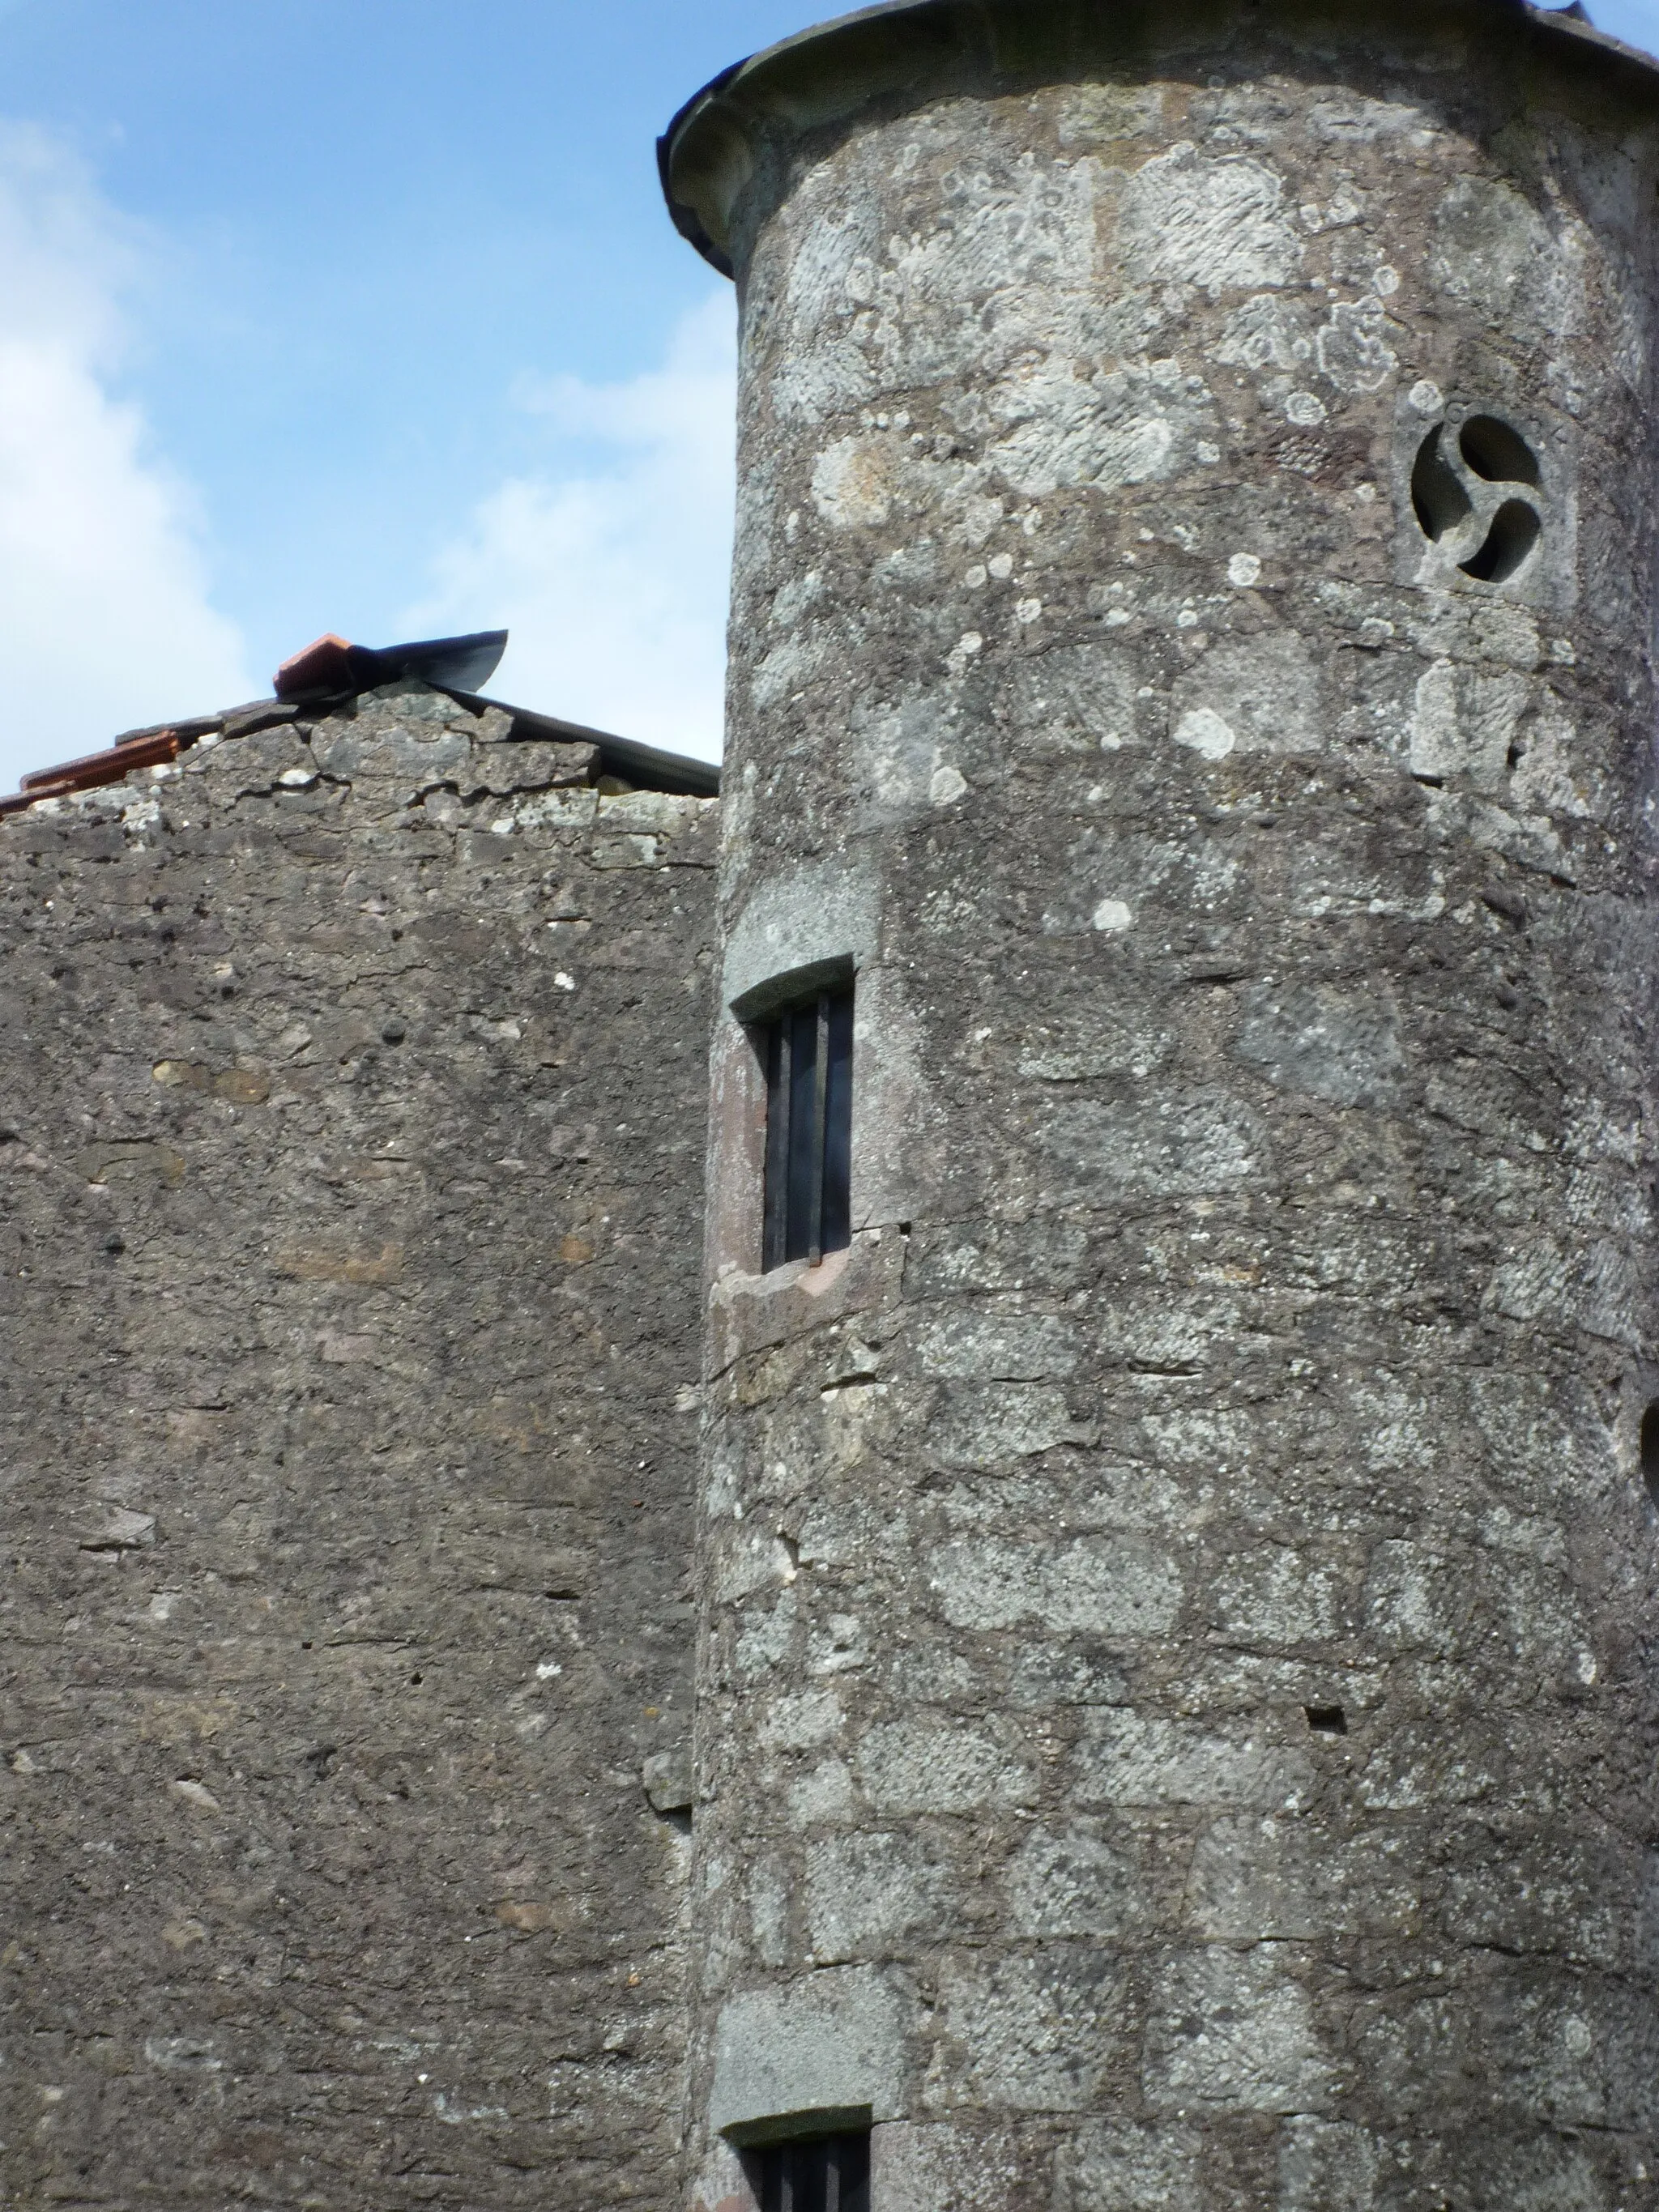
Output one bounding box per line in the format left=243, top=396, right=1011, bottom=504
left=663, top=0, right=1659, bottom=2206
left=0, top=684, right=715, bottom=2208
left=9, top=0, right=1659, bottom=2205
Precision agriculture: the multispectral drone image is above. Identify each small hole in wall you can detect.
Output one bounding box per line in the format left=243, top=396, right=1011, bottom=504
left=1305, top=1703, right=1347, bottom=1735
left=1640, top=1402, right=1659, bottom=1507
left=1460, top=498, right=1542, bottom=582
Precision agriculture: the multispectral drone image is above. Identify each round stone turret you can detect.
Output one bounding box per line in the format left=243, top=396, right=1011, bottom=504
left=663, top=3, right=1659, bottom=2204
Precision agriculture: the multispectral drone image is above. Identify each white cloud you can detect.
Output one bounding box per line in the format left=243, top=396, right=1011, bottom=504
left=0, top=125, right=254, bottom=794
left=403, top=289, right=736, bottom=762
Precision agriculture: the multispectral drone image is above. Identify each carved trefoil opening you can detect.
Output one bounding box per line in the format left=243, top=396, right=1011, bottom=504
left=1410, top=410, right=1544, bottom=586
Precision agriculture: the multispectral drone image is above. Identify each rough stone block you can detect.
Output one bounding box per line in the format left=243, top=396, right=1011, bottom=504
left=1004, top=1822, right=1148, bottom=1940
left=804, top=1828, right=951, bottom=1961
left=855, top=1717, right=1037, bottom=1815
left=1073, top=1712, right=1313, bottom=1810
left=1144, top=1950, right=1330, bottom=2114
left=925, top=1948, right=1127, bottom=2112
left=929, top=1534, right=1183, bottom=1635
left=707, top=1966, right=916, bottom=2139
left=1055, top=2121, right=1204, bottom=2212
left=871, top=2118, right=1051, bottom=2212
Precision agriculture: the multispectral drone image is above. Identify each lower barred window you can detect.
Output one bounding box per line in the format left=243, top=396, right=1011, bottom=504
left=755, top=2129, right=870, bottom=2212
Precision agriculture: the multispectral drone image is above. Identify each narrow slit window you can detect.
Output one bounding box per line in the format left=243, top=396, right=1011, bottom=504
left=755, top=2129, right=870, bottom=2212
left=761, top=984, right=854, bottom=1270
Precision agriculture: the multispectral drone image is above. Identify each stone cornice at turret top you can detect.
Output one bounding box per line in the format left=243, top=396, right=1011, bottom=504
left=659, top=0, right=1659, bottom=275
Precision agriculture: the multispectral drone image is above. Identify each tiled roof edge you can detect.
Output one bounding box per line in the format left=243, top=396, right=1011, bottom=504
left=1, top=686, right=719, bottom=821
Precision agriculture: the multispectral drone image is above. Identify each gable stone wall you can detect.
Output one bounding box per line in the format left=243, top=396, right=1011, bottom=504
left=0, top=683, right=714, bottom=2210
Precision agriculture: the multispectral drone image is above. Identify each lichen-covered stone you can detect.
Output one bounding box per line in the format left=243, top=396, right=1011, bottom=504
left=671, top=0, right=1659, bottom=2202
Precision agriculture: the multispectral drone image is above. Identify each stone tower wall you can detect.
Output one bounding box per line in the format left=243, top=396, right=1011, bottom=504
left=0, top=686, right=714, bottom=2209
left=670, top=2, right=1659, bottom=2205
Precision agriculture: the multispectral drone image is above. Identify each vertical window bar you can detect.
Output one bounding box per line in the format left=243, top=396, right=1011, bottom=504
left=825, top=2139, right=842, bottom=2212
left=840, top=2130, right=870, bottom=2212
left=785, top=1004, right=816, bottom=1262
left=821, top=989, right=853, bottom=1255
left=808, top=990, right=830, bottom=1264
left=849, top=2123, right=876, bottom=2212
left=762, top=1015, right=791, bottom=1272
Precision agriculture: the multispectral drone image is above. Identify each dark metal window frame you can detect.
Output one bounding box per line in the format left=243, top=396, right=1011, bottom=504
left=753, top=975, right=854, bottom=1272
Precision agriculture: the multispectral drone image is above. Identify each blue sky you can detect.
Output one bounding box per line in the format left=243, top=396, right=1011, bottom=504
left=0, top=0, right=1655, bottom=791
